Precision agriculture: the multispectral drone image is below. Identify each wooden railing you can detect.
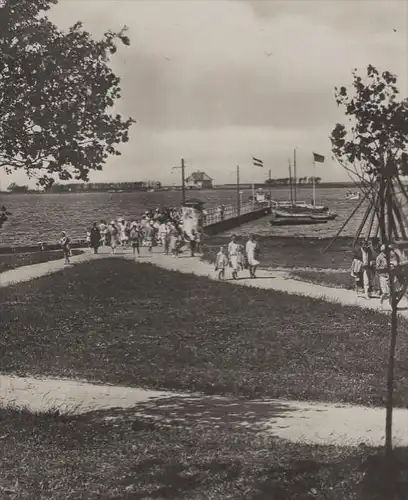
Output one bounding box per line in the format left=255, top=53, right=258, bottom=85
left=203, top=201, right=269, bottom=227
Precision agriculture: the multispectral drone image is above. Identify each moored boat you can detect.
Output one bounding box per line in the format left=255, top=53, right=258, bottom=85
left=269, top=209, right=337, bottom=226
left=345, top=191, right=361, bottom=200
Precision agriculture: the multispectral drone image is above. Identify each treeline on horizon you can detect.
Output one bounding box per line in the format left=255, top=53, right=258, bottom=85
left=2, top=179, right=363, bottom=194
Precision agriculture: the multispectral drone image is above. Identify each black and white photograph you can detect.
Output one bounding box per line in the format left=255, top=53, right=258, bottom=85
left=1, top=0, right=408, bottom=498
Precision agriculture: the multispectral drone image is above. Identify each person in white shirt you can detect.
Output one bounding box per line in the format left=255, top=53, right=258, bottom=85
left=227, top=235, right=240, bottom=280
left=245, top=234, right=260, bottom=279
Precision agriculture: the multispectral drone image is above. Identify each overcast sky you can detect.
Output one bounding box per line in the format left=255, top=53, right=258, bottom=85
left=2, top=0, right=408, bottom=188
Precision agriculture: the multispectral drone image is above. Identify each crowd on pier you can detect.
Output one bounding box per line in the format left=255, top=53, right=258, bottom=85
left=82, top=208, right=203, bottom=257
left=58, top=205, right=262, bottom=279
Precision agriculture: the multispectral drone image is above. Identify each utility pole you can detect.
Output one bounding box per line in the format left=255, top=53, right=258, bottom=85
left=172, top=158, right=186, bottom=205
left=288, top=158, right=293, bottom=205
left=236, top=165, right=241, bottom=216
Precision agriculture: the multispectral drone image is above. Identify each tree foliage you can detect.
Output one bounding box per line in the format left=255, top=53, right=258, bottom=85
left=330, top=65, right=408, bottom=180
left=331, top=65, right=408, bottom=457
left=0, top=0, right=135, bottom=187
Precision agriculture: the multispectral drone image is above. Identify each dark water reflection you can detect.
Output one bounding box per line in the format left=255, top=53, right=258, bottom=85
left=0, top=187, right=367, bottom=246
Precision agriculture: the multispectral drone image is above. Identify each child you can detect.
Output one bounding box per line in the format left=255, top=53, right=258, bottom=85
left=350, top=251, right=363, bottom=296
left=60, top=231, right=71, bottom=265
left=215, top=246, right=229, bottom=280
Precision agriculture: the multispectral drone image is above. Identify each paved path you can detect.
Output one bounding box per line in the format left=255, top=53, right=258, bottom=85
left=2, top=373, right=408, bottom=447
left=1, top=245, right=408, bottom=448
left=1, top=246, right=406, bottom=315
left=0, top=250, right=93, bottom=287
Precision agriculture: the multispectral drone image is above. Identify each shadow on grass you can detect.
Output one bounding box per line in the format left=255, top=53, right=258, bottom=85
left=3, top=399, right=408, bottom=499
left=91, top=394, right=293, bottom=431
left=80, top=397, right=361, bottom=499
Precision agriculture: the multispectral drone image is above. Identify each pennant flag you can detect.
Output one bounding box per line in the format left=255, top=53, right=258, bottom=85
left=313, top=152, right=325, bottom=163
left=252, top=156, right=264, bottom=168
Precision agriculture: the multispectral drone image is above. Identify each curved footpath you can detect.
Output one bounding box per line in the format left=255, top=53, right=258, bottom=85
left=1, top=245, right=408, bottom=447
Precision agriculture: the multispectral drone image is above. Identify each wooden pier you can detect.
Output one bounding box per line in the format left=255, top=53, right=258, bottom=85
left=203, top=201, right=271, bottom=235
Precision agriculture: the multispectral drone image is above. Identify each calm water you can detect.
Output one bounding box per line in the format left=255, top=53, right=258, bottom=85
left=0, top=187, right=367, bottom=246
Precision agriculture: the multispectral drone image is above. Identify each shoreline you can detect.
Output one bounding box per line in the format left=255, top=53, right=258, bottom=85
left=0, top=234, right=356, bottom=255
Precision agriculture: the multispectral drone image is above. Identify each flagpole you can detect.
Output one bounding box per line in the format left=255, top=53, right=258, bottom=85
left=288, top=158, right=293, bottom=205
left=312, top=155, right=316, bottom=206
left=293, top=148, right=297, bottom=205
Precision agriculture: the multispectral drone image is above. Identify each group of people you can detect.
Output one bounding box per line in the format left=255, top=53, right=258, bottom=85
left=351, top=238, right=407, bottom=307
left=83, top=207, right=203, bottom=258
left=215, top=234, right=260, bottom=280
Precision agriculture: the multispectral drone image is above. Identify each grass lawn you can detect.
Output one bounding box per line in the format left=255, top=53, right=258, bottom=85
left=289, top=269, right=353, bottom=290
left=0, top=249, right=83, bottom=274
left=202, top=236, right=353, bottom=269
left=1, top=258, right=407, bottom=407
left=0, top=403, right=398, bottom=499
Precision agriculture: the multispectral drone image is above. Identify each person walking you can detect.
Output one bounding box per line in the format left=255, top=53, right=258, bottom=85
left=350, top=251, right=363, bottom=296
left=215, top=246, right=229, bottom=280
left=130, top=222, right=141, bottom=257
left=99, top=220, right=108, bottom=246
left=60, top=231, right=71, bottom=265
left=245, top=234, right=260, bottom=278
left=189, top=230, right=197, bottom=257
left=117, top=218, right=128, bottom=248
left=376, top=244, right=391, bottom=309
left=159, top=222, right=167, bottom=247
left=361, top=241, right=373, bottom=299
left=163, top=223, right=171, bottom=255
left=170, top=225, right=179, bottom=257
left=90, top=222, right=101, bottom=254
left=109, top=221, right=119, bottom=254
left=228, top=235, right=240, bottom=279
left=195, top=229, right=203, bottom=254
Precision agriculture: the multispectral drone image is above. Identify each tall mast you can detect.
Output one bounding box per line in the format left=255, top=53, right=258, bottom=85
left=288, top=158, right=293, bottom=205
left=293, top=148, right=297, bottom=204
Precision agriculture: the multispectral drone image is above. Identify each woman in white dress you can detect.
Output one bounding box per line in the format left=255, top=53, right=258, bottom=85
left=245, top=234, right=260, bottom=279
left=227, top=235, right=240, bottom=280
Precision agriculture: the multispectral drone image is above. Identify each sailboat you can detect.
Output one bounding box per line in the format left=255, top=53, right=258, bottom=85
left=269, top=150, right=337, bottom=226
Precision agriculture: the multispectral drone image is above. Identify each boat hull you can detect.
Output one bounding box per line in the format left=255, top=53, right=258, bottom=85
left=269, top=217, right=328, bottom=226
left=269, top=210, right=337, bottom=226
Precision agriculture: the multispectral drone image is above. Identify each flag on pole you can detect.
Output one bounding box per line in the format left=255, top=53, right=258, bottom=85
left=252, top=156, right=264, bottom=168
left=313, top=152, right=325, bottom=163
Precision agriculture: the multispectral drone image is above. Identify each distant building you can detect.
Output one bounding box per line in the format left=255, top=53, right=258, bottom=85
left=185, top=171, right=213, bottom=189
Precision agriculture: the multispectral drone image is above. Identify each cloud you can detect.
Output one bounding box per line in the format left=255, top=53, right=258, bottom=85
left=1, top=0, right=407, bottom=187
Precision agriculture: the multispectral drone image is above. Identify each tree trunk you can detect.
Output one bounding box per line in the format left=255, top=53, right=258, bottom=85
left=385, top=175, right=398, bottom=457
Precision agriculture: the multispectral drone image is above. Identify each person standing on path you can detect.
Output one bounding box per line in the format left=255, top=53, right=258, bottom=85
left=163, top=223, right=171, bottom=255
left=245, top=234, right=260, bottom=278
left=215, top=246, right=229, bottom=280
left=109, top=222, right=119, bottom=254
left=90, top=222, right=101, bottom=254
left=145, top=222, right=155, bottom=253
left=228, top=235, right=240, bottom=280
left=170, top=225, right=179, bottom=257
left=130, top=222, right=141, bottom=258
left=195, top=229, right=202, bottom=254
left=60, top=231, right=71, bottom=265
left=350, top=251, right=363, bottom=296
left=376, top=244, right=391, bottom=309
left=189, top=230, right=197, bottom=257
left=361, top=241, right=373, bottom=299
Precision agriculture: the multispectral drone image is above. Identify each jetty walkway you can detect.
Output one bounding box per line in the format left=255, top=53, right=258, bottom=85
left=0, top=201, right=271, bottom=254
left=2, top=245, right=408, bottom=448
